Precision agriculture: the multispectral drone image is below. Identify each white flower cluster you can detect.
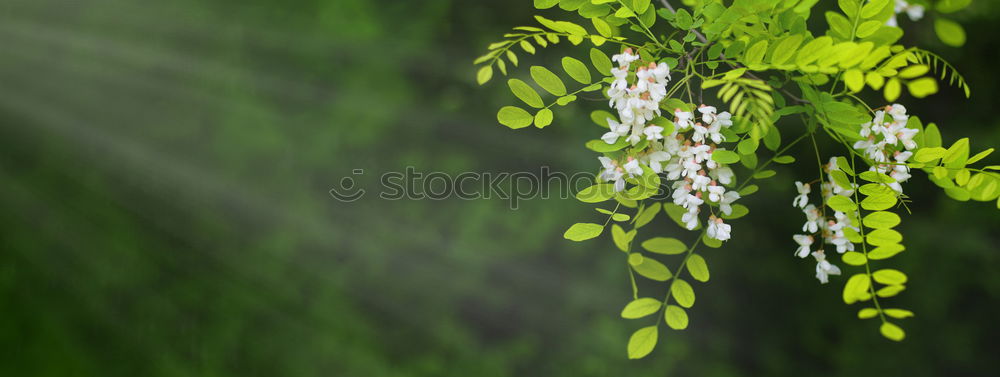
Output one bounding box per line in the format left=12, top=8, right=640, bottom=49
left=887, top=0, right=925, bottom=27
left=603, top=48, right=671, bottom=146
left=790, top=158, right=862, bottom=284
left=791, top=104, right=920, bottom=284
left=852, top=104, right=919, bottom=193
left=595, top=49, right=741, bottom=242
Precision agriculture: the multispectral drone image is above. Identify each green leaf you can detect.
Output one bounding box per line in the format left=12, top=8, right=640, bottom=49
left=943, top=138, right=970, bottom=165
left=830, top=170, right=853, bottom=191
left=477, top=65, right=493, bottom=85
left=530, top=66, right=567, bottom=96
left=774, top=156, right=796, bottom=164
left=632, top=256, right=673, bottom=281
left=663, top=203, right=699, bottom=229
left=880, top=322, right=905, bottom=341
left=627, top=326, right=658, bottom=359
left=797, top=36, right=832, bottom=66
left=534, top=108, right=554, bottom=128
left=861, top=192, right=898, bottom=211
left=836, top=156, right=855, bottom=175
left=590, top=47, right=612, bottom=75
left=924, top=123, right=942, bottom=147
left=860, top=0, right=891, bottom=17
left=866, top=228, right=902, bottom=246
left=592, top=17, right=612, bottom=37
left=641, top=237, right=687, bottom=255
left=771, top=35, right=803, bottom=65
left=843, top=273, right=871, bottom=304
left=863, top=211, right=900, bottom=229
left=576, top=183, right=616, bottom=203
left=842, top=251, right=867, bottom=266
left=855, top=20, right=882, bottom=38
left=884, top=308, right=915, bottom=319
left=967, top=148, right=995, bottom=165
left=634, top=202, right=661, bottom=229
left=561, top=56, right=592, bottom=84
left=884, top=77, right=901, bottom=102
left=686, top=254, right=710, bottom=282
left=744, top=40, right=769, bottom=65
left=621, top=298, right=662, bottom=319
left=497, top=106, right=534, bottom=129
left=877, top=285, right=906, bottom=297
left=868, top=244, right=905, bottom=260
left=671, top=279, right=695, bottom=308
left=907, top=77, right=938, bottom=98
left=520, top=40, right=536, bottom=55
left=844, top=69, right=864, bottom=92
left=563, top=222, right=603, bottom=241
left=873, top=269, right=908, bottom=285
left=934, top=18, right=966, bottom=47
left=711, top=150, right=740, bottom=164
left=722, top=204, right=749, bottom=220
left=914, top=147, right=946, bottom=163
left=753, top=170, right=776, bottom=179
left=827, top=195, right=857, bottom=213
left=534, top=0, right=559, bottom=9
left=858, top=308, right=879, bottom=319
left=664, top=305, right=689, bottom=330
left=507, top=79, right=544, bottom=108
left=611, top=224, right=630, bottom=252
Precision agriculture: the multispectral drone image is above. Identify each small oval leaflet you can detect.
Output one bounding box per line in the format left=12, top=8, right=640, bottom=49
left=641, top=237, right=687, bottom=254
left=873, top=269, right=908, bottom=285
left=563, top=222, right=603, bottom=241
left=686, top=254, right=710, bottom=282
left=632, top=257, right=673, bottom=281
left=880, top=322, right=906, bottom=341
left=664, top=305, right=689, bottom=330
left=627, top=326, right=658, bottom=359
left=671, top=279, right=695, bottom=308
left=621, top=297, right=662, bottom=319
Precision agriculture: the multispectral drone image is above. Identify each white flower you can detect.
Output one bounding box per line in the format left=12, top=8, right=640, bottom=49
left=707, top=183, right=726, bottom=203
left=602, top=118, right=630, bottom=144
left=623, top=157, right=643, bottom=177
left=802, top=204, right=822, bottom=233
left=719, top=190, right=740, bottom=216
left=707, top=216, right=731, bottom=241
left=611, top=48, right=640, bottom=67
left=691, top=172, right=711, bottom=192
left=812, top=251, right=842, bottom=284
left=674, top=109, right=694, bottom=131
left=828, top=233, right=855, bottom=254
left=681, top=207, right=699, bottom=230
left=710, top=166, right=734, bottom=185
left=598, top=156, right=626, bottom=192
left=792, top=181, right=811, bottom=209
left=643, top=150, right=672, bottom=173
left=793, top=234, right=813, bottom=258
left=643, top=124, right=665, bottom=141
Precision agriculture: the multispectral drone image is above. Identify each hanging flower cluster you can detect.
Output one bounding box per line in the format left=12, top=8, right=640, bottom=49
left=596, top=49, right=740, bottom=242
left=793, top=104, right=921, bottom=284
left=790, top=158, right=859, bottom=284
left=853, top=104, right=919, bottom=193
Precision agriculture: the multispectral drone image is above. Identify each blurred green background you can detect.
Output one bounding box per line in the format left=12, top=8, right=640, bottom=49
left=1, top=0, right=998, bottom=376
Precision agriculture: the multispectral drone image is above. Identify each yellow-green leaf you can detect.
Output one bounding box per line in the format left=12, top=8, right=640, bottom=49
left=664, top=305, right=689, bottom=330
left=621, top=297, right=662, bottom=319
left=627, top=326, right=658, bottom=359
left=686, top=254, right=710, bottom=282
left=671, top=279, right=695, bottom=308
